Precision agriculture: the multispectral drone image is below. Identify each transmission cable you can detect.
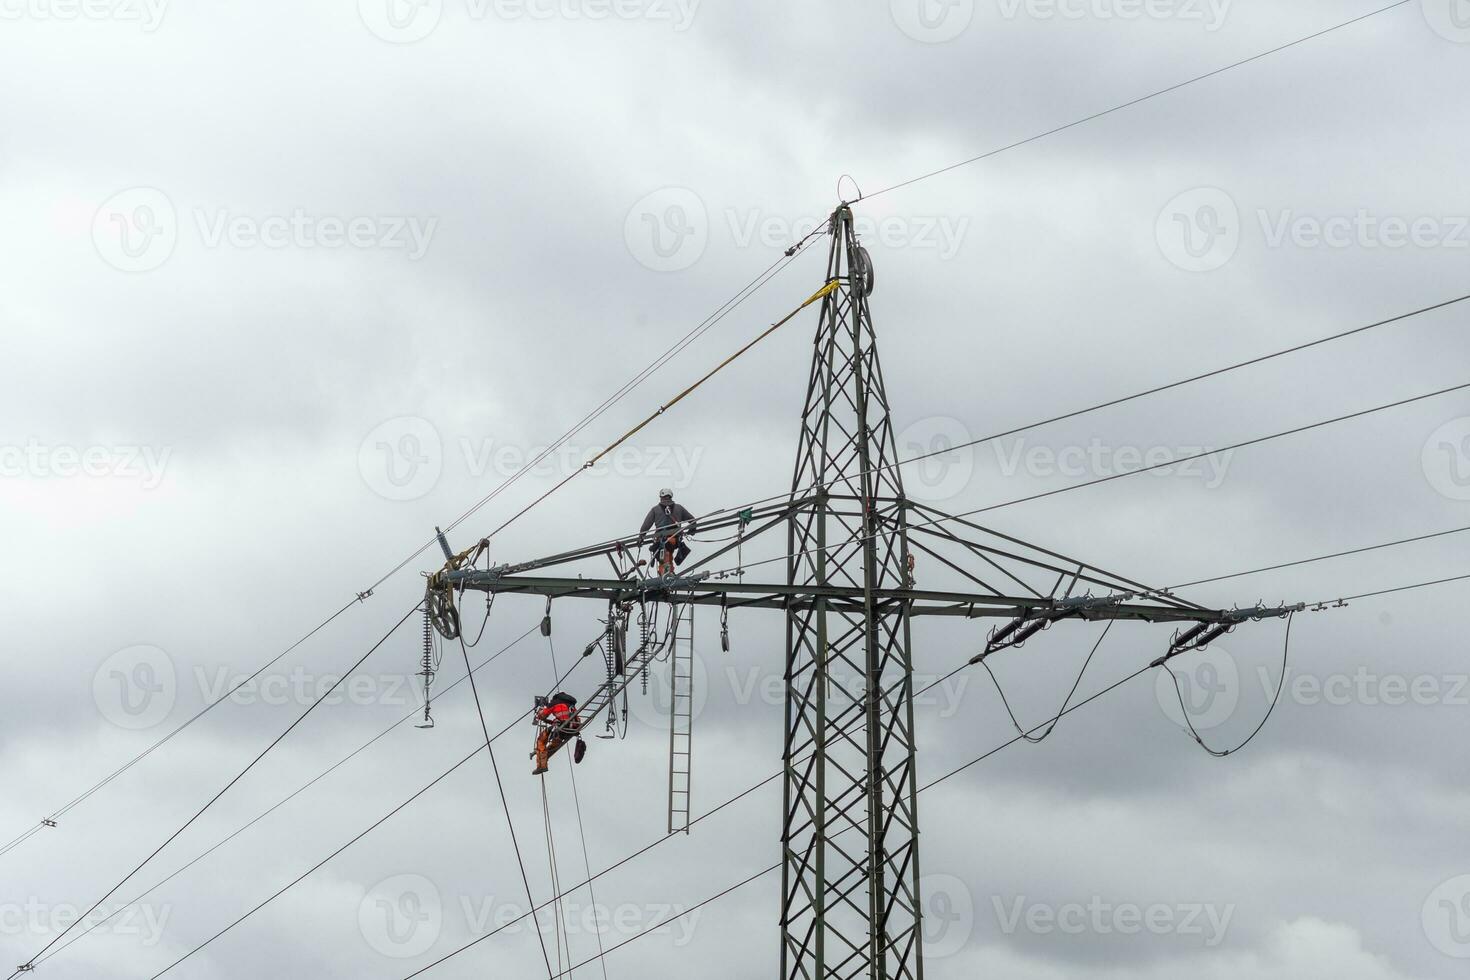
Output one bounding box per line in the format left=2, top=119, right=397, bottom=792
left=705, top=379, right=1470, bottom=582
left=1, top=242, right=820, bottom=868
left=860, top=0, right=1414, bottom=203
left=131, top=564, right=1459, bottom=978
left=980, top=620, right=1114, bottom=744
left=1162, top=611, right=1295, bottom=758
left=7, top=602, right=420, bottom=980
left=0, top=595, right=360, bottom=862
left=30, top=621, right=543, bottom=971
left=525, top=291, right=1470, bottom=576
left=1171, top=526, right=1470, bottom=591
left=1310, top=571, right=1470, bottom=607
left=3, top=2, right=1433, bottom=863
left=475, top=279, right=840, bottom=546
left=142, top=621, right=595, bottom=979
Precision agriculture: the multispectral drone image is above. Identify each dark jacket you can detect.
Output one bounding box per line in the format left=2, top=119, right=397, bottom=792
left=639, top=502, right=697, bottom=543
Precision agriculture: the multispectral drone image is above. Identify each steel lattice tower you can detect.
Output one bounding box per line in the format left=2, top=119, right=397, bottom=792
left=431, top=202, right=1300, bottom=979
left=782, top=206, right=925, bottom=980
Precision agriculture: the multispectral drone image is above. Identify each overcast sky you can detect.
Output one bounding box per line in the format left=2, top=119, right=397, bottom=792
left=3, top=1, right=1470, bottom=977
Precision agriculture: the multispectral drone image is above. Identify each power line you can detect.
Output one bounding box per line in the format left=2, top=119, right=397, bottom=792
left=31, top=622, right=544, bottom=971
left=6, top=0, right=1431, bottom=907
left=1162, top=612, right=1295, bottom=758
left=1310, top=571, right=1470, bottom=607
left=25, top=274, right=1442, bottom=871
left=8, top=603, right=420, bottom=980
left=143, top=628, right=597, bottom=979
left=127, top=560, right=1465, bottom=980
left=1170, top=525, right=1470, bottom=590
left=0, top=595, right=360, bottom=862
left=455, top=647, right=1199, bottom=977
left=544, top=290, right=1468, bottom=572
left=1, top=241, right=818, bottom=868
left=861, top=0, right=1415, bottom=202
left=710, top=379, right=1470, bottom=582
left=476, top=278, right=839, bottom=545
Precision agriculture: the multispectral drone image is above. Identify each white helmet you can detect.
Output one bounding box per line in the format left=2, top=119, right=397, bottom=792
left=659, top=488, right=674, bottom=499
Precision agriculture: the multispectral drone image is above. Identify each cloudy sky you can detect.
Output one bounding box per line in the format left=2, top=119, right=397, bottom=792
left=3, top=0, right=1469, bottom=977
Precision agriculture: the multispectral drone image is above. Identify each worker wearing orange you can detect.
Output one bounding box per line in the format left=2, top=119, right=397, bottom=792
left=532, top=692, right=585, bottom=775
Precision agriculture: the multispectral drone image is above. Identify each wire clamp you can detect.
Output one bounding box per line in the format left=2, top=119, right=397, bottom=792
left=971, top=592, right=1134, bottom=665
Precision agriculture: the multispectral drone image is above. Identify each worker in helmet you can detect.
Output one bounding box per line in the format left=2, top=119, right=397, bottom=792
left=532, top=692, right=585, bottom=775
left=638, top=488, right=698, bottom=575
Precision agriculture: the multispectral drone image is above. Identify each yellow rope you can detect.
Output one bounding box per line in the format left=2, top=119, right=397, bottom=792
left=476, top=280, right=841, bottom=545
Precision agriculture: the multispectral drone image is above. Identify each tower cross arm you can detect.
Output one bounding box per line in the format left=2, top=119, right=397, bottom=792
left=443, top=569, right=1285, bottom=625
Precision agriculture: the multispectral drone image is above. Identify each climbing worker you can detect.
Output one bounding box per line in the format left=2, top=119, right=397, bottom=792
left=638, top=488, right=698, bottom=575
left=532, top=691, right=586, bottom=775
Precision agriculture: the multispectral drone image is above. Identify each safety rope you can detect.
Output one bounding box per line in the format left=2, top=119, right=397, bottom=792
left=539, top=782, right=569, bottom=975
left=477, top=280, right=840, bottom=547
left=543, top=631, right=611, bottom=980
left=456, top=625, right=557, bottom=980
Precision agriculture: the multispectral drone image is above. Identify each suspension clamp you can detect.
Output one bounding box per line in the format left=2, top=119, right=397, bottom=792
left=1149, top=602, right=1304, bottom=668
left=970, top=592, right=1135, bottom=665
left=636, top=570, right=712, bottom=594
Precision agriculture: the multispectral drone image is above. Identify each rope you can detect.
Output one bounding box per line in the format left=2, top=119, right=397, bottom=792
left=410, top=645, right=1172, bottom=978
left=457, top=627, right=557, bottom=980
left=136, top=619, right=594, bottom=980
left=477, top=280, right=840, bottom=547
left=512, top=288, right=1470, bottom=582
left=0, top=239, right=821, bottom=870
left=540, top=781, right=570, bottom=975
left=130, top=567, right=1453, bottom=979
left=544, top=632, right=612, bottom=980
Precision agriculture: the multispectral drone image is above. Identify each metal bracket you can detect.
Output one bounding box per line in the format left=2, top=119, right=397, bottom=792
left=636, top=570, right=713, bottom=595
left=970, top=592, right=1135, bottom=664
left=1150, top=602, right=1305, bottom=668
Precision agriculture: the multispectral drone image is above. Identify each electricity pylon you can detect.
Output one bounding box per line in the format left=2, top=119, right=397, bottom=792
left=781, top=205, right=924, bottom=980
left=428, top=203, right=1300, bottom=980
